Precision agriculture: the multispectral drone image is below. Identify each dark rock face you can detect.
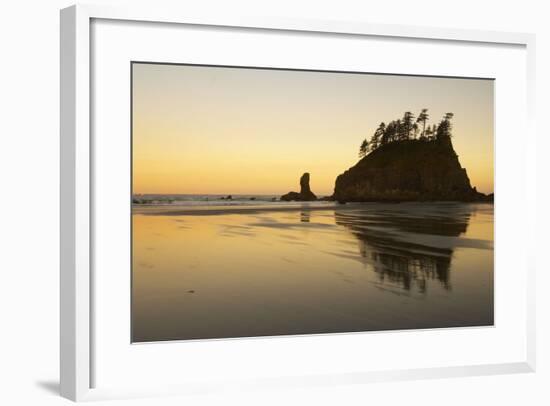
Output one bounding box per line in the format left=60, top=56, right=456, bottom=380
left=298, top=173, right=317, bottom=200
left=281, top=172, right=318, bottom=201
left=333, top=140, right=488, bottom=202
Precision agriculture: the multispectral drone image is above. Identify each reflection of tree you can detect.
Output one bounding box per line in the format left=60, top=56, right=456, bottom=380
left=335, top=208, right=471, bottom=294
left=300, top=210, right=310, bottom=223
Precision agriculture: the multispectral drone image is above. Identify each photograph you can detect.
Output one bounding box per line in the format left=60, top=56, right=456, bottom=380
left=131, top=62, right=494, bottom=342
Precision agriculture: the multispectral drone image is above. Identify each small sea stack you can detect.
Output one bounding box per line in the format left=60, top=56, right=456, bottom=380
left=281, top=172, right=318, bottom=201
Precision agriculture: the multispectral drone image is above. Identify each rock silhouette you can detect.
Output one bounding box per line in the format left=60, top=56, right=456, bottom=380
left=281, top=173, right=318, bottom=201
left=333, top=139, right=489, bottom=202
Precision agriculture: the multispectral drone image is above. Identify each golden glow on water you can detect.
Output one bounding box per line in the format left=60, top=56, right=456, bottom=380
left=132, top=203, right=494, bottom=342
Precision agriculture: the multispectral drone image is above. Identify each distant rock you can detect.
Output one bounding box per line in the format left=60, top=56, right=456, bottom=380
left=280, top=191, right=301, bottom=201
left=333, top=139, right=490, bottom=202
left=281, top=172, right=318, bottom=201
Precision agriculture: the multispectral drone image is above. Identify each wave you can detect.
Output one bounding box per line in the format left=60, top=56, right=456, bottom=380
left=132, top=194, right=331, bottom=207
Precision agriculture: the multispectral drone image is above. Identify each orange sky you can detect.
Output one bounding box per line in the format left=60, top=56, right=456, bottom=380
left=132, top=63, right=494, bottom=196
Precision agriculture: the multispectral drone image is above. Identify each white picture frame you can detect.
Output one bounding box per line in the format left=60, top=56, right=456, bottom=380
left=60, top=3, right=537, bottom=402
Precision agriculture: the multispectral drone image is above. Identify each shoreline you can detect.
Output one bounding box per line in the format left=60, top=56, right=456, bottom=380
left=133, top=202, right=342, bottom=216
left=132, top=201, right=493, bottom=216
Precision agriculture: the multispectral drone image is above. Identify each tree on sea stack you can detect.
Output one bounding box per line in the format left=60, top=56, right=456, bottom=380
left=430, top=124, right=438, bottom=140
left=369, top=122, right=385, bottom=150
left=412, top=122, right=419, bottom=139
left=359, top=139, right=369, bottom=158
left=360, top=109, right=455, bottom=155
left=436, top=112, right=454, bottom=143
left=383, top=120, right=398, bottom=144
left=417, top=108, right=429, bottom=138
left=401, top=111, right=415, bottom=140
left=423, top=126, right=432, bottom=141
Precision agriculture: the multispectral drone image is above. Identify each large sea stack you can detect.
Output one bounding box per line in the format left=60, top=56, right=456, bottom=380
left=281, top=172, right=318, bottom=201
left=333, top=139, right=488, bottom=202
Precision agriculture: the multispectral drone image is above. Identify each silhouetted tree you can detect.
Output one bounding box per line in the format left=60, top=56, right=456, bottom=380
left=370, top=122, right=385, bottom=150
left=359, top=109, right=454, bottom=159
left=381, top=124, right=390, bottom=145
left=384, top=120, right=399, bottom=144
left=417, top=108, right=429, bottom=138
left=359, top=138, right=369, bottom=158
left=401, top=111, right=415, bottom=140
left=412, top=123, right=419, bottom=139
left=430, top=124, right=437, bottom=140
left=396, top=119, right=406, bottom=140
left=436, top=112, right=454, bottom=142
left=422, top=126, right=432, bottom=141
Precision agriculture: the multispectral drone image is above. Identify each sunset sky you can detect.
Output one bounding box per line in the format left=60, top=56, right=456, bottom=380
left=132, top=63, right=494, bottom=196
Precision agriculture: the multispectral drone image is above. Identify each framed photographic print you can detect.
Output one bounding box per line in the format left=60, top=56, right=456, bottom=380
left=60, top=4, right=536, bottom=402
left=130, top=62, right=495, bottom=342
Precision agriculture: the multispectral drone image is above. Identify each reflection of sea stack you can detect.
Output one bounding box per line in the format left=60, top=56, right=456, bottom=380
left=281, top=172, right=318, bottom=201
left=334, top=209, right=457, bottom=292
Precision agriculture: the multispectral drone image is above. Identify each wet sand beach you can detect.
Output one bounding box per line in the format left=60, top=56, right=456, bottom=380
left=132, top=202, right=494, bottom=342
